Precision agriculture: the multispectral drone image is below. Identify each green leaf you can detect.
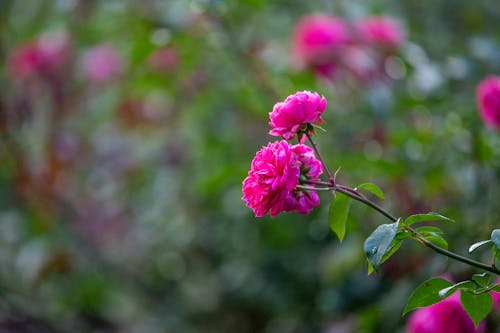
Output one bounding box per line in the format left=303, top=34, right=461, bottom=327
left=403, top=278, right=454, bottom=315
left=405, top=212, right=454, bottom=226
left=460, top=290, right=493, bottom=327
left=438, top=280, right=475, bottom=298
left=492, top=284, right=500, bottom=292
left=381, top=237, right=403, bottom=264
left=364, top=219, right=400, bottom=271
left=367, top=260, right=374, bottom=275
left=328, top=192, right=352, bottom=242
left=469, top=240, right=492, bottom=253
left=356, top=183, right=385, bottom=200
left=491, top=229, right=500, bottom=250
left=472, top=273, right=490, bottom=288
left=423, top=235, right=448, bottom=250
left=413, top=226, right=443, bottom=235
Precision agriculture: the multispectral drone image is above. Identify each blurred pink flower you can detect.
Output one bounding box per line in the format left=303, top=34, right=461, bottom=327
left=147, top=47, right=179, bottom=73
left=82, top=44, right=123, bottom=83
left=291, top=14, right=350, bottom=77
left=8, top=32, right=71, bottom=79
left=242, top=141, right=322, bottom=217
left=477, top=75, right=500, bottom=130
left=491, top=277, right=500, bottom=309
left=269, top=91, right=327, bottom=140
left=407, top=292, right=485, bottom=333
left=356, top=16, right=405, bottom=47
left=493, top=290, right=500, bottom=310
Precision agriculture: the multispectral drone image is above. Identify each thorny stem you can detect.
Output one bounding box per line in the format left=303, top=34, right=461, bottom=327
left=305, top=135, right=500, bottom=275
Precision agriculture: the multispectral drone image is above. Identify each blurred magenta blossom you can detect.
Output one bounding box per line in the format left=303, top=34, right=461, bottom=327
left=477, top=75, right=500, bottom=130
left=290, top=13, right=405, bottom=82
left=290, top=14, right=350, bottom=78
left=242, top=141, right=322, bottom=217
left=8, top=32, right=71, bottom=79
left=406, top=292, right=485, bottom=333
left=269, top=90, right=327, bottom=140
left=355, top=16, right=405, bottom=47
left=81, top=44, right=123, bottom=83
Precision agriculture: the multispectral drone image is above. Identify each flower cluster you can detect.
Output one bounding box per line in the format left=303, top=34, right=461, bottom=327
left=242, top=91, right=325, bottom=217
left=290, top=14, right=405, bottom=82
left=477, top=75, right=500, bottom=130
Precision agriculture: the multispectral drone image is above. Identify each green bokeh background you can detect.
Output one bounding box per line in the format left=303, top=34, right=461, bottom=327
left=1, top=0, right=500, bottom=332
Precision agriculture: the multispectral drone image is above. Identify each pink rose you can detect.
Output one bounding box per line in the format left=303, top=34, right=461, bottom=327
left=291, top=14, right=350, bottom=77
left=242, top=141, right=322, bottom=217
left=407, top=292, right=485, bottom=333
left=242, top=141, right=300, bottom=217
left=477, top=75, right=500, bottom=130
left=283, top=144, right=322, bottom=214
left=269, top=91, right=327, bottom=140
left=356, top=16, right=405, bottom=48
left=82, top=44, right=123, bottom=83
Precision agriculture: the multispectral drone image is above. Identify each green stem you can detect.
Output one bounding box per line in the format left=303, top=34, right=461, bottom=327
left=334, top=185, right=500, bottom=275
left=305, top=132, right=335, bottom=185
left=304, top=134, right=500, bottom=275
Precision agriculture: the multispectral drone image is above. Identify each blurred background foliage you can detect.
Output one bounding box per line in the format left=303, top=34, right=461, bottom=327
left=1, top=0, right=500, bottom=332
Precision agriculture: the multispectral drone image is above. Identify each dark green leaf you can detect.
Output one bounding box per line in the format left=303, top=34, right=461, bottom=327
left=356, top=183, right=385, bottom=200
left=492, top=284, right=500, bottom=292
left=472, top=273, right=490, bottom=288
left=460, top=290, right=493, bottom=327
left=469, top=240, right=492, bottom=253
left=491, top=230, right=500, bottom=250
left=403, top=278, right=454, bottom=315
left=405, top=213, right=454, bottom=226
left=328, top=192, right=352, bottom=242
left=364, top=219, right=400, bottom=271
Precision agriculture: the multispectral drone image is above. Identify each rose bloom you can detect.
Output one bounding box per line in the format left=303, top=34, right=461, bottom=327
left=477, top=75, right=500, bottom=130
left=82, top=44, right=123, bottom=83
left=284, top=144, right=322, bottom=214
left=242, top=141, right=322, bottom=217
left=269, top=91, right=327, bottom=140
left=407, top=292, right=485, bottom=333
left=291, top=14, right=350, bottom=77
left=356, top=16, right=405, bottom=48
left=8, top=32, right=71, bottom=79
